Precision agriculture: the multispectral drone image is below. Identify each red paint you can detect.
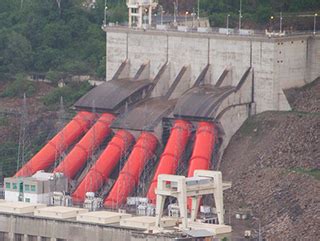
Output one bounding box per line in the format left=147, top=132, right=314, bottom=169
left=15, top=111, right=96, bottom=177
left=147, top=120, right=191, bottom=204
left=187, top=122, right=216, bottom=208
left=54, top=113, right=115, bottom=179
left=104, top=132, right=158, bottom=209
left=187, top=122, right=216, bottom=176
left=72, top=130, right=134, bottom=203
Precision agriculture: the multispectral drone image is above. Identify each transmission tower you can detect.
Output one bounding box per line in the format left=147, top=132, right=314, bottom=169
left=54, top=96, right=67, bottom=169
left=16, top=94, right=29, bottom=172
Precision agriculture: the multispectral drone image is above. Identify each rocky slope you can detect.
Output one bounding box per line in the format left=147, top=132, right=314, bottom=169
left=220, top=78, right=320, bottom=240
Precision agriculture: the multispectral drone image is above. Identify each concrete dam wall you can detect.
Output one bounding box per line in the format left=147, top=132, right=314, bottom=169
left=105, top=28, right=320, bottom=113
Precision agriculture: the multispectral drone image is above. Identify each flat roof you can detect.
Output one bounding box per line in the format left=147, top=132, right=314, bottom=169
left=0, top=201, right=46, bottom=214
left=36, top=206, right=86, bottom=213
left=74, top=78, right=153, bottom=113
left=174, top=85, right=235, bottom=120
left=111, top=97, right=176, bottom=131
left=78, top=211, right=129, bottom=218
left=0, top=201, right=45, bottom=209
left=77, top=211, right=132, bottom=225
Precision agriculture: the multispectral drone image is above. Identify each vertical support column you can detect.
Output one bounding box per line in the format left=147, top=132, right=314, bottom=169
left=190, top=196, right=200, bottom=221
left=155, top=175, right=166, bottom=228
left=128, top=8, right=132, bottom=27
left=8, top=232, right=14, bottom=241
left=194, top=170, right=226, bottom=225
left=138, top=7, right=143, bottom=28
left=148, top=6, right=152, bottom=25
left=212, top=171, right=224, bottom=224
left=177, top=176, right=188, bottom=230
left=9, top=215, right=14, bottom=241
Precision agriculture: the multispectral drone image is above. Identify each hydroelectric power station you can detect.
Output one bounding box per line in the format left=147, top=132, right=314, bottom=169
left=0, top=0, right=320, bottom=240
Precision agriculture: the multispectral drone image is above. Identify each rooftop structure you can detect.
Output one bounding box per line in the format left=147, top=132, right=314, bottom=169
left=127, top=0, right=158, bottom=28
left=4, top=171, right=67, bottom=204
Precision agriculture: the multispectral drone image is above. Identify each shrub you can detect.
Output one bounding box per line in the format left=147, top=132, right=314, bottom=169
left=46, top=70, right=65, bottom=83
left=42, top=81, right=92, bottom=109
left=1, top=74, right=37, bottom=98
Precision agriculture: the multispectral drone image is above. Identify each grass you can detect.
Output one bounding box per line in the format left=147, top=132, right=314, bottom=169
left=0, top=116, right=9, bottom=126
left=290, top=168, right=320, bottom=180
left=1, top=74, right=37, bottom=98
left=42, top=81, right=92, bottom=110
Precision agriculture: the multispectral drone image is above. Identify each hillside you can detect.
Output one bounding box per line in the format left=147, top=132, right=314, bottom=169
left=220, top=79, right=320, bottom=240
left=0, top=80, right=91, bottom=178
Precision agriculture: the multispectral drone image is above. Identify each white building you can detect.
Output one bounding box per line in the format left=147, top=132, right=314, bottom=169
left=4, top=171, right=67, bottom=204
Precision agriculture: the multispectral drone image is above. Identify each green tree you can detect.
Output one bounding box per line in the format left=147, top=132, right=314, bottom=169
left=0, top=30, right=32, bottom=75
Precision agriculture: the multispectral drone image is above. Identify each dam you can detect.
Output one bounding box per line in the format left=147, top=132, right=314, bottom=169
left=1, top=1, right=320, bottom=240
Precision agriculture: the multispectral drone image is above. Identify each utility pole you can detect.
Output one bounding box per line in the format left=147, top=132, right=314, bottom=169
left=314, top=13, right=318, bottom=35
left=103, top=0, right=108, bottom=27
left=227, top=14, right=230, bottom=35
left=192, top=8, right=196, bottom=27
left=17, top=94, right=28, bottom=172
left=280, top=11, right=283, bottom=33
left=197, top=0, right=200, bottom=20
left=159, top=5, right=163, bottom=25
left=239, top=0, right=242, bottom=30
left=173, top=1, right=177, bottom=24
left=185, top=11, right=189, bottom=27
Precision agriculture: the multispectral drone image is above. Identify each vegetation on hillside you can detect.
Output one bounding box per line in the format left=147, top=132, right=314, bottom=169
left=0, top=0, right=319, bottom=83
left=160, top=0, right=320, bottom=29
left=0, top=0, right=126, bottom=81
left=42, top=81, right=92, bottom=109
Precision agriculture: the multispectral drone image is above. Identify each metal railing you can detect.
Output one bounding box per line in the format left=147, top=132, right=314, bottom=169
left=126, top=0, right=157, bottom=6
left=104, top=23, right=319, bottom=39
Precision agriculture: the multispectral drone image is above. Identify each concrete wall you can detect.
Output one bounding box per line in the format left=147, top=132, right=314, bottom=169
left=127, top=33, right=168, bottom=79
left=105, top=28, right=320, bottom=114
left=217, top=104, right=251, bottom=169
left=0, top=213, right=176, bottom=241
left=106, top=32, right=127, bottom=80
left=168, top=36, right=208, bottom=86
left=306, top=37, right=320, bottom=83
left=210, top=38, right=251, bottom=86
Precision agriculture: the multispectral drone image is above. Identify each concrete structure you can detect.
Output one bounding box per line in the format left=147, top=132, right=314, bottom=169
left=120, top=216, right=177, bottom=230
left=77, top=211, right=132, bottom=224
left=0, top=212, right=178, bottom=241
left=105, top=27, right=320, bottom=114
left=34, top=206, right=88, bottom=220
left=127, top=0, right=157, bottom=28
left=0, top=201, right=45, bottom=214
left=154, top=170, right=231, bottom=232
left=4, top=171, right=67, bottom=204
left=187, top=222, right=232, bottom=236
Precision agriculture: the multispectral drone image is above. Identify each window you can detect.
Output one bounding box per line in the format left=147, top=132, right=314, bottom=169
left=25, top=198, right=30, bottom=203
left=5, top=182, right=10, bottom=189
left=31, top=185, right=36, bottom=192
left=14, top=233, right=23, bottom=241
left=0, top=232, right=9, bottom=241
left=25, top=184, right=30, bottom=191
left=12, top=183, right=17, bottom=190
left=28, top=235, right=37, bottom=241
